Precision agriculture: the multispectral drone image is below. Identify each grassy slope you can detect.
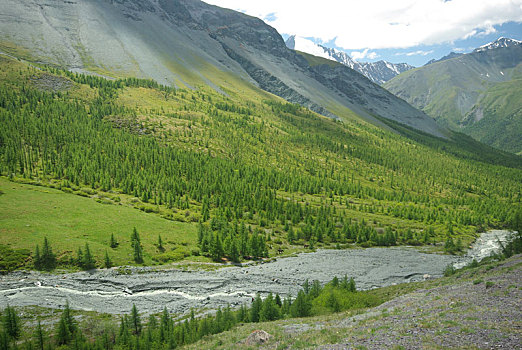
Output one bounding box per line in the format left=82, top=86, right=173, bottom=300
left=0, top=177, right=196, bottom=267
left=384, top=52, right=522, bottom=154
left=183, top=255, right=522, bottom=349
left=462, top=74, right=522, bottom=155
left=0, top=53, right=521, bottom=270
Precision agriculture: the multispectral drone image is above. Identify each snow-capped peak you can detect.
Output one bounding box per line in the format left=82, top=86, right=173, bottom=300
left=473, top=37, right=522, bottom=53
left=284, top=35, right=414, bottom=84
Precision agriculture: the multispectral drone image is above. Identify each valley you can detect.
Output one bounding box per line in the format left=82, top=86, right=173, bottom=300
left=0, top=0, right=521, bottom=348
left=0, top=230, right=512, bottom=316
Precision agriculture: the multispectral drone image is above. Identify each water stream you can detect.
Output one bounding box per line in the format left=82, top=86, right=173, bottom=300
left=0, top=230, right=513, bottom=315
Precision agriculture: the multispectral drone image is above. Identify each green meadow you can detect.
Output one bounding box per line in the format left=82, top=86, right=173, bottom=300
left=0, top=177, right=197, bottom=267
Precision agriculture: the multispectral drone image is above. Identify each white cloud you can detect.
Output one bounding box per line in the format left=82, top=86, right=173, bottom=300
left=203, top=0, right=522, bottom=49
left=404, top=50, right=434, bottom=56
left=350, top=48, right=379, bottom=60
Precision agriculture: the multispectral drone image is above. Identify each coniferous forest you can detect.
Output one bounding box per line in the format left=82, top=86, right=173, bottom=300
left=0, top=52, right=522, bottom=349
left=0, top=56, right=521, bottom=271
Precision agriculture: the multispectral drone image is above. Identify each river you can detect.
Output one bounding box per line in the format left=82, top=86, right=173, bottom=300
left=0, top=230, right=513, bottom=315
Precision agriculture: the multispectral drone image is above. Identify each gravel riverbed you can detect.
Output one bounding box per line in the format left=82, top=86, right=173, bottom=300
left=0, top=230, right=513, bottom=315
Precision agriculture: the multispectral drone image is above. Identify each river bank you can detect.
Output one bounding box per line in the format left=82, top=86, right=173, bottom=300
left=0, top=230, right=513, bottom=315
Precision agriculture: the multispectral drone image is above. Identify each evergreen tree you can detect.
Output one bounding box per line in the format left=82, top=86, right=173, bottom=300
left=131, top=228, right=143, bottom=264
left=331, top=276, right=339, bottom=288
left=444, top=236, right=456, bottom=254
left=129, top=304, right=142, bottom=335
left=328, top=290, right=341, bottom=312
left=2, top=305, right=21, bottom=341
left=33, top=244, right=41, bottom=270
left=82, top=243, right=96, bottom=270
left=158, top=234, right=164, bottom=252
left=40, top=237, right=56, bottom=270
left=54, top=301, right=76, bottom=345
left=209, top=232, right=224, bottom=262
left=229, top=238, right=240, bottom=263
left=34, top=320, right=45, bottom=350
left=275, top=294, right=282, bottom=308
left=348, top=277, right=357, bottom=292
left=104, top=250, right=112, bottom=268
left=260, top=293, right=281, bottom=321
left=249, top=294, right=262, bottom=323
left=55, top=317, right=71, bottom=345
left=290, top=290, right=311, bottom=317
left=340, top=275, right=349, bottom=290
left=110, top=234, right=118, bottom=248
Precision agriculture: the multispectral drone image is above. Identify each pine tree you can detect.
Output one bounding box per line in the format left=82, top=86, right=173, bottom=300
left=210, top=232, right=224, bottom=262
left=104, top=250, right=112, bottom=268
left=2, top=305, right=21, bottom=340
left=131, top=228, right=143, bottom=264
left=130, top=304, right=142, bottom=335
left=146, top=314, right=158, bottom=342
left=340, top=275, right=349, bottom=290
left=158, top=234, right=164, bottom=252
left=159, top=307, right=171, bottom=342
left=290, top=290, right=311, bottom=317
left=327, top=290, right=341, bottom=312
left=110, top=233, right=118, bottom=248
left=34, top=320, right=45, bottom=350
left=82, top=243, right=95, bottom=270
left=331, top=276, right=339, bottom=288
left=348, top=277, right=356, bottom=292
left=260, top=293, right=281, bottom=321
left=40, top=237, right=56, bottom=270
left=229, top=238, right=240, bottom=263
left=250, top=294, right=262, bottom=323
left=55, top=317, right=71, bottom=345
left=62, top=300, right=77, bottom=334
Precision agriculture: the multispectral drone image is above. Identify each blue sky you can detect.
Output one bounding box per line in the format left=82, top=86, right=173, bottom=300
left=205, top=0, right=522, bottom=67
left=286, top=22, right=522, bottom=67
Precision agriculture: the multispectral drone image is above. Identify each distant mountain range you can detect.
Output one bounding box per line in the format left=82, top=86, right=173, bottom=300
left=285, top=35, right=414, bottom=84
left=384, top=37, right=522, bottom=154
left=0, top=0, right=446, bottom=138
left=424, top=52, right=463, bottom=66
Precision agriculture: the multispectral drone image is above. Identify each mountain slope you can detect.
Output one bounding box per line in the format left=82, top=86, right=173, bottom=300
left=0, top=0, right=444, bottom=138
left=385, top=39, right=522, bottom=154
left=285, top=35, right=414, bottom=84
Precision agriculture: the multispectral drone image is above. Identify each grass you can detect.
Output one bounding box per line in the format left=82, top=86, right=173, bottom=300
left=0, top=177, right=197, bottom=267
left=180, top=255, right=521, bottom=349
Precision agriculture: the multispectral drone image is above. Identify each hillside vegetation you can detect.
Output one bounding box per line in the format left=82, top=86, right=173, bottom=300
left=0, top=54, right=521, bottom=269
left=384, top=44, right=522, bottom=154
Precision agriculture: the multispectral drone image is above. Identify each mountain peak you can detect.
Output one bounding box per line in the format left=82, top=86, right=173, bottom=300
left=284, top=35, right=414, bottom=84
left=473, top=37, right=522, bottom=53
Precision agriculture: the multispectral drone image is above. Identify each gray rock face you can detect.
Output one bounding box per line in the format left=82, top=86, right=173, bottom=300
left=0, top=0, right=446, bottom=137
left=285, top=35, right=415, bottom=84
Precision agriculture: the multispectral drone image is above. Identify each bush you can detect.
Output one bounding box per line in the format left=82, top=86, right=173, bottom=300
left=0, top=245, right=30, bottom=274
left=311, top=286, right=381, bottom=315
left=153, top=247, right=190, bottom=263
left=443, top=264, right=456, bottom=277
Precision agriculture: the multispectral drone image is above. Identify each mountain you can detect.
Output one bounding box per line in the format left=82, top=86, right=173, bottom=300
left=0, top=0, right=445, bottom=138
left=0, top=0, right=520, bottom=259
left=285, top=35, right=415, bottom=84
left=473, top=37, right=522, bottom=52
left=424, top=51, right=463, bottom=66
left=384, top=38, right=522, bottom=154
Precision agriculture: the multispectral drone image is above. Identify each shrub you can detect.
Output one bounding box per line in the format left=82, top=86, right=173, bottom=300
left=443, top=264, right=456, bottom=277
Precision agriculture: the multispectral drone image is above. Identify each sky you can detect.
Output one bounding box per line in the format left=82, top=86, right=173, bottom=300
left=203, top=0, right=522, bottom=66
